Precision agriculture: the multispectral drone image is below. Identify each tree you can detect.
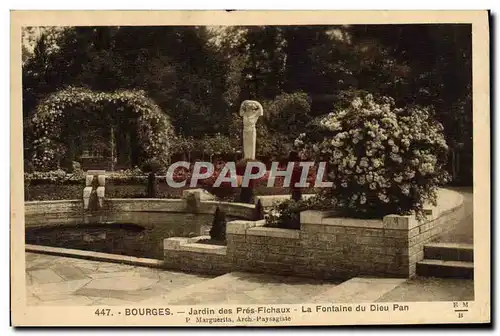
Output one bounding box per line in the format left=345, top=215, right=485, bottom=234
left=209, top=207, right=227, bottom=242
left=22, top=24, right=472, bottom=184
left=346, top=24, right=472, bottom=183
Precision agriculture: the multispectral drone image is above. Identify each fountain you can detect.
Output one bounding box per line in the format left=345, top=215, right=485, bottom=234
left=24, top=103, right=263, bottom=260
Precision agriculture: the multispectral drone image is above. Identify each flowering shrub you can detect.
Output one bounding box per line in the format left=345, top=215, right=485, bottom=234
left=30, top=87, right=175, bottom=171
left=294, top=93, right=450, bottom=219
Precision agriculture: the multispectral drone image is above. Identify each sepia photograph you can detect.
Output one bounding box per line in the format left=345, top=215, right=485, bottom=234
left=10, top=10, right=490, bottom=326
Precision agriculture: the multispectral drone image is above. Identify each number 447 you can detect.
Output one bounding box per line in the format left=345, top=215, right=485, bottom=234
left=95, top=308, right=112, bottom=316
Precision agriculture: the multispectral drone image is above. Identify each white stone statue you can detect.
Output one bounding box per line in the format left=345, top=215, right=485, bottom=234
left=239, top=100, right=264, bottom=160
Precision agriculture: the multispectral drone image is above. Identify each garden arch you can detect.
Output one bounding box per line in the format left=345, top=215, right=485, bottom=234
left=29, top=86, right=174, bottom=171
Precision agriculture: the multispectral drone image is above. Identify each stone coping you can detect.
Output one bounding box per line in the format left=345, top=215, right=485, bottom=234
left=163, top=236, right=227, bottom=255
left=25, top=199, right=81, bottom=205
left=25, top=198, right=255, bottom=209
left=424, top=242, right=474, bottom=250
left=301, top=213, right=385, bottom=229
left=254, top=194, right=316, bottom=207
left=25, top=244, right=164, bottom=268
left=300, top=188, right=463, bottom=231
left=246, top=226, right=300, bottom=239
left=25, top=198, right=256, bottom=218
left=226, top=219, right=266, bottom=235
left=102, top=198, right=184, bottom=202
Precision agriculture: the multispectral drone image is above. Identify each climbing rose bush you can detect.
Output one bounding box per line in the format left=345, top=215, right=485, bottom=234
left=30, top=87, right=175, bottom=171
left=294, top=93, right=450, bottom=219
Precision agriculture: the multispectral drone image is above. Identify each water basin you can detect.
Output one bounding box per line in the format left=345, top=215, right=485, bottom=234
left=25, top=211, right=238, bottom=259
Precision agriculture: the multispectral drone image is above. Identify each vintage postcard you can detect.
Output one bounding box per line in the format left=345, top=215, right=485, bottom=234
left=10, top=10, right=490, bottom=326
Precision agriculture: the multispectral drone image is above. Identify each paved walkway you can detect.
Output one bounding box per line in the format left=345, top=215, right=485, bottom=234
left=436, top=187, right=473, bottom=244
left=26, top=253, right=341, bottom=306
left=377, top=276, right=474, bottom=302
left=26, top=253, right=473, bottom=306
left=26, top=253, right=213, bottom=306
left=140, top=272, right=341, bottom=305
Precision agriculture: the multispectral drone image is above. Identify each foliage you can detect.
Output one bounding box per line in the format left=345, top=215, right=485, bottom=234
left=71, top=161, right=82, bottom=173
left=262, top=92, right=313, bottom=143
left=107, top=167, right=144, bottom=179
left=141, top=158, right=163, bottom=173
left=256, top=126, right=292, bottom=160
left=22, top=27, right=66, bottom=63
left=25, top=167, right=144, bottom=185
left=24, top=169, right=81, bottom=185
left=265, top=194, right=335, bottom=229
left=201, top=133, right=238, bottom=156
left=22, top=25, right=472, bottom=183
left=223, top=25, right=471, bottom=183
left=171, top=134, right=196, bottom=157
left=209, top=207, right=227, bottom=242
left=295, top=93, right=450, bottom=219
left=24, top=177, right=318, bottom=202
left=30, top=87, right=175, bottom=171
left=22, top=26, right=230, bottom=135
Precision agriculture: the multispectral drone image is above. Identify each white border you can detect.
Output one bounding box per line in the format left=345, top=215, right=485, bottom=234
left=3, top=3, right=496, bottom=335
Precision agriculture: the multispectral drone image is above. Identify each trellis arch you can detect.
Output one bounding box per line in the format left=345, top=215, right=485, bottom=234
left=29, top=86, right=175, bottom=171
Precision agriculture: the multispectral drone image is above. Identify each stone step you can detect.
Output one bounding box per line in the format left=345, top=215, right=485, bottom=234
left=139, top=271, right=340, bottom=305
left=309, top=277, right=407, bottom=303
left=424, top=242, right=473, bottom=262
left=416, top=259, right=474, bottom=279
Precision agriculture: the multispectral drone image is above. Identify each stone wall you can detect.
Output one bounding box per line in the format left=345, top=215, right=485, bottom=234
left=25, top=199, right=255, bottom=219
left=24, top=200, right=82, bottom=216
left=163, top=236, right=231, bottom=275
left=229, top=225, right=302, bottom=276
left=24, top=199, right=256, bottom=252
left=298, top=203, right=465, bottom=278
left=163, top=188, right=465, bottom=279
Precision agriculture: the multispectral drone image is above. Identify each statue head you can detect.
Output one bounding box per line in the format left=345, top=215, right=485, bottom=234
left=239, top=100, right=263, bottom=118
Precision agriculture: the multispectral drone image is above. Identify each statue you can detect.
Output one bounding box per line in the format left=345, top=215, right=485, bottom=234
left=239, top=100, right=263, bottom=160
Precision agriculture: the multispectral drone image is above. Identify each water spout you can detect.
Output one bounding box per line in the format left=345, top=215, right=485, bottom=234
left=83, top=170, right=106, bottom=211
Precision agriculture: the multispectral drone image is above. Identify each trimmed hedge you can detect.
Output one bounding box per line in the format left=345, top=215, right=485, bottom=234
left=24, top=181, right=318, bottom=201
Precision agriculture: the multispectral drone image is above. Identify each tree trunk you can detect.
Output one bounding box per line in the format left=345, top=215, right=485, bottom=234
left=110, top=125, right=115, bottom=171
